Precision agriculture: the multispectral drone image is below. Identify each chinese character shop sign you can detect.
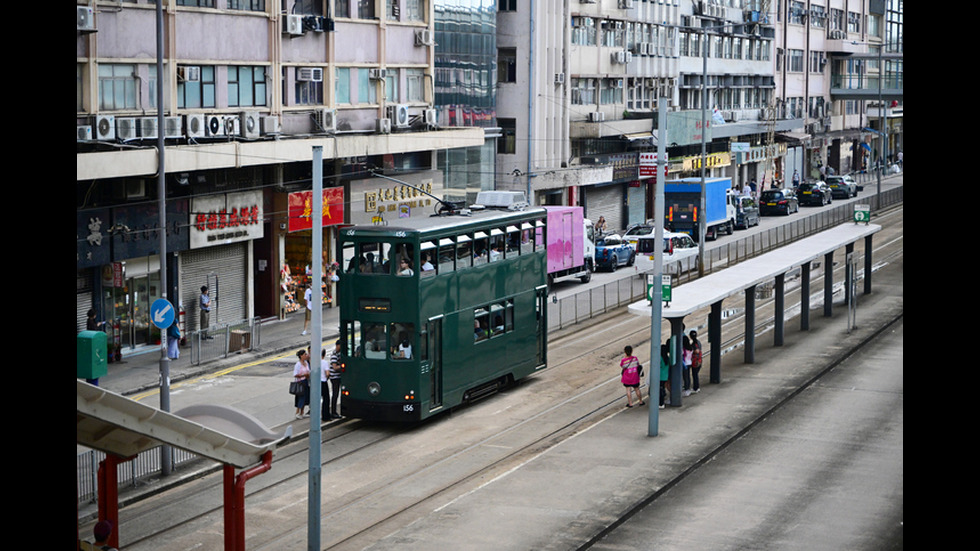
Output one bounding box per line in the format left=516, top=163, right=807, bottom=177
left=288, top=187, right=345, bottom=232
left=191, top=190, right=264, bottom=249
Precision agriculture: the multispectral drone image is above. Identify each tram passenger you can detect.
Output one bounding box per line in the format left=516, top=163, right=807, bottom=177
left=474, top=320, right=487, bottom=341
left=398, top=258, right=414, bottom=276
left=492, top=315, right=505, bottom=335
left=421, top=253, right=434, bottom=272
left=395, top=333, right=413, bottom=359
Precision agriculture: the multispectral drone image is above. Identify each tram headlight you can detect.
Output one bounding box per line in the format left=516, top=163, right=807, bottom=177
left=367, top=382, right=381, bottom=397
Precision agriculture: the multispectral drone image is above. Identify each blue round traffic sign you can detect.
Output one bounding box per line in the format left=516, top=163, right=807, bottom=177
left=151, top=298, right=176, bottom=329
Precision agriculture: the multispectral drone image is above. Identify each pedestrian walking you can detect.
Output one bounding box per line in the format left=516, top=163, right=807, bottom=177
left=302, top=284, right=313, bottom=336
left=620, top=345, right=645, bottom=407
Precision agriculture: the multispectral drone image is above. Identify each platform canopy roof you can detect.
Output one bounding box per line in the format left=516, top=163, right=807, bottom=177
left=76, top=380, right=291, bottom=468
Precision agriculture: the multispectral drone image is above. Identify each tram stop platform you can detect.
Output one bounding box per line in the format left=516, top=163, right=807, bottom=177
left=628, top=222, right=881, bottom=408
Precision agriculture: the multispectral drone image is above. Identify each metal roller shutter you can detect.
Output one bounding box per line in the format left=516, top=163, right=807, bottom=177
left=585, top=183, right=625, bottom=235
left=180, top=243, right=247, bottom=331
left=626, top=184, right=646, bottom=229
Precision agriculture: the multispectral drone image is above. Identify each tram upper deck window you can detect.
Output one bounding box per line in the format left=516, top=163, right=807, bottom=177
left=521, top=223, right=534, bottom=255
left=473, top=232, right=489, bottom=266
left=535, top=220, right=545, bottom=248
left=394, top=243, right=415, bottom=277
left=420, top=242, right=437, bottom=278
left=489, top=228, right=505, bottom=262
left=456, top=235, right=472, bottom=270
left=506, top=226, right=520, bottom=256
left=438, top=238, right=455, bottom=274
left=343, top=242, right=393, bottom=274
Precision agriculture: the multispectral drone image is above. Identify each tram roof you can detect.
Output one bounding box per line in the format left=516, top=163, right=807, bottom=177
left=347, top=207, right=547, bottom=238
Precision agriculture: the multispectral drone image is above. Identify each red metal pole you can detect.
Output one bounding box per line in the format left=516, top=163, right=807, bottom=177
left=97, top=455, right=120, bottom=550
left=225, top=452, right=273, bottom=551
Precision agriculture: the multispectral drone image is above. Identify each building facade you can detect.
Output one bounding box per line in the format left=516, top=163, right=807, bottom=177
left=76, top=0, right=484, bottom=347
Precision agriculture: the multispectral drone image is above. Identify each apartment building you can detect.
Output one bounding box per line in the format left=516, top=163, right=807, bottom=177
left=76, top=0, right=485, bottom=346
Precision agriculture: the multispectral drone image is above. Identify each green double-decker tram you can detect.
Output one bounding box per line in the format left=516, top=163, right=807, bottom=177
left=338, top=207, right=549, bottom=422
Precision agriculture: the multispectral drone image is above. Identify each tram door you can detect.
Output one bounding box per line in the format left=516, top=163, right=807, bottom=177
left=536, top=287, right=547, bottom=367
left=425, top=317, right=443, bottom=410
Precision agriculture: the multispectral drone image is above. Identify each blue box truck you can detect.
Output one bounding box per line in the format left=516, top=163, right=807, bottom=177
left=663, top=177, right=736, bottom=241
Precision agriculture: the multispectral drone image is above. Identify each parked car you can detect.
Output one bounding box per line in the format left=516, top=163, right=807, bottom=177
left=825, top=175, right=858, bottom=199
left=759, top=189, right=800, bottom=215
left=796, top=181, right=833, bottom=206
left=595, top=234, right=635, bottom=271
left=734, top=195, right=761, bottom=229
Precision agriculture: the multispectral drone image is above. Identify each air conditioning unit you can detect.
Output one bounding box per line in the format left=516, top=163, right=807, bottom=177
left=376, top=118, right=392, bottom=134
left=116, top=118, right=138, bottom=141
left=624, top=50, right=633, bottom=63
left=388, top=104, right=410, bottom=128
left=240, top=111, right=260, bottom=139
left=185, top=114, right=207, bottom=138
left=302, top=15, right=324, bottom=32
left=369, top=68, right=387, bottom=80
left=178, top=66, right=201, bottom=82
left=619, top=0, right=634, bottom=8
left=205, top=114, right=224, bottom=137
left=612, top=50, right=628, bottom=64
left=415, top=29, right=433, bottom=46
left=284, top=14, right=304, bottom=36
left=316, top=108, right=337, bottom=133
left=554, top=72, right=565, bottom=85
left=424, top=108, right=438, bottom=128
left=588, top=111, right=605, bottom=122
left=77, top=125, right=93, bottom=141
left=165, top=116, right=183, bottom=138
left=95, top=115, right=115, bottom=141
left=138, top=117, right=159, bottom=139
left=297, top=67, right=323, bottom=82
left=77, top=6, right=96, bottom=32
left=261, top=115, right=281, bottom=136
left=223, top=115, right=240, bottom=136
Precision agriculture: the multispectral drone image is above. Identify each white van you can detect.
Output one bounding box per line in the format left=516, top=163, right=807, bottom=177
left=632, top=231, right=698, bottom=272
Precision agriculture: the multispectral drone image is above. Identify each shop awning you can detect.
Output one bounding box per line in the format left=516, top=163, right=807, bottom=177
left=776, top=131, right=811, bottom=143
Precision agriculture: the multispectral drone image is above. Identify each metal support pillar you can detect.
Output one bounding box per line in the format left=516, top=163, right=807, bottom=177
left=669, top=317, right=685, bottom=406
left=823, top=251, right=834, bottom=317
left=774, top=273, right=785, bottom=346
left=864, top=235, right=874, bottom=295
left=709, top=301, right=722, bottom=384
left=744, top=285, right=756, bottom=364
left=800, top=262, right=811, bottom=330
left=844, top=243, right=854, bottom=306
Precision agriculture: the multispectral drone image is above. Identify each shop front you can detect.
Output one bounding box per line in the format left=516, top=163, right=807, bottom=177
left=76, top=201, right=188, bottom=352
left=280, top=187, right=345, bottom=318
left=181, top=190, right=263, bottom=332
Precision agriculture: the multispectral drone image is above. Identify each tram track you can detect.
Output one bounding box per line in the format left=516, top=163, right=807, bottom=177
left=110, top=209, right=902, bottom=550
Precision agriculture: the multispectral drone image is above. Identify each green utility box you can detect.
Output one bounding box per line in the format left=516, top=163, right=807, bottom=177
left=77, top=331, right=108, bottom=380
